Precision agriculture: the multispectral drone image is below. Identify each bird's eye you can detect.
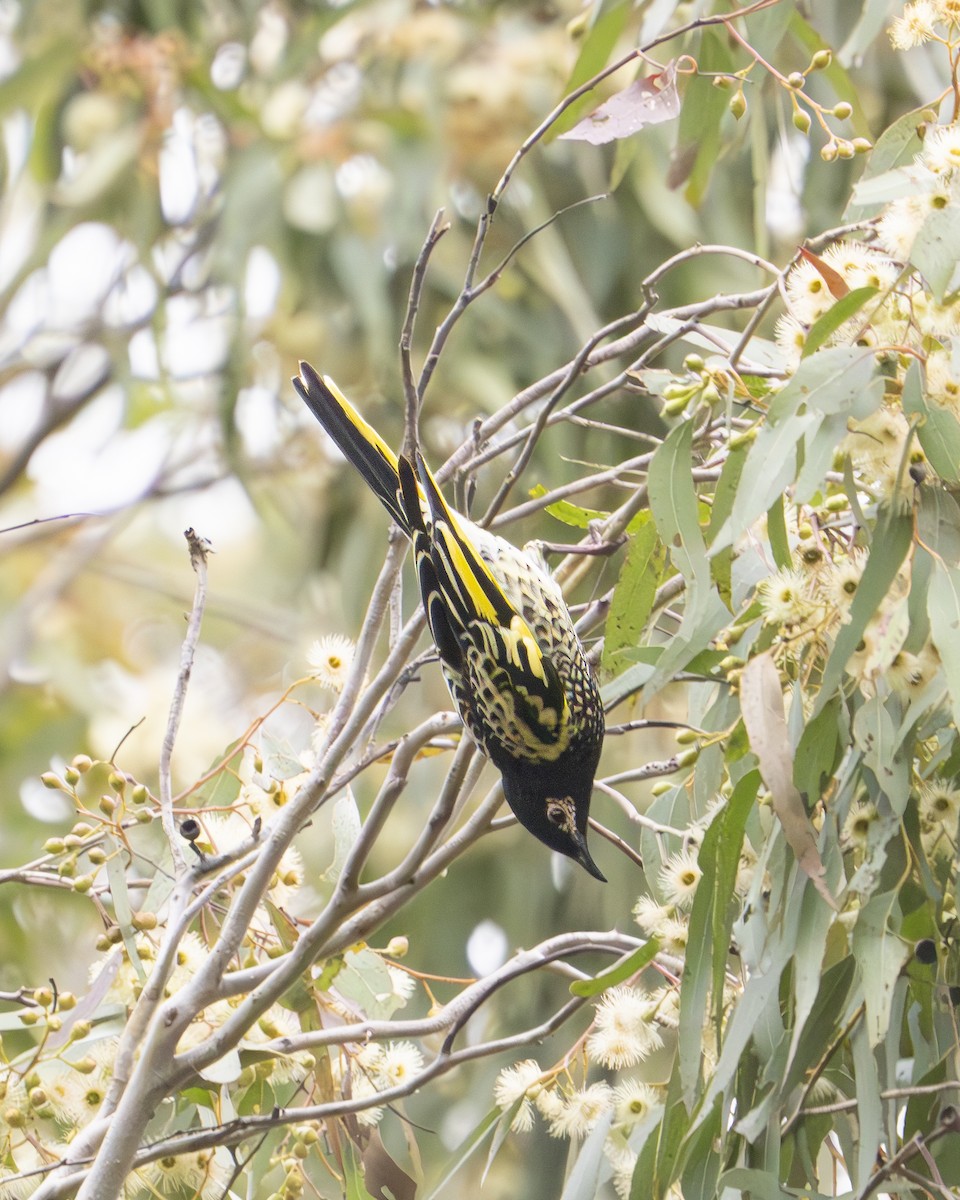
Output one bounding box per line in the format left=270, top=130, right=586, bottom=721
left=546, top=798, right=573, bottom=831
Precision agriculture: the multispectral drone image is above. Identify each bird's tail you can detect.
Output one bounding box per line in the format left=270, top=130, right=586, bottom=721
left=294, top=362, right=408, bottom=531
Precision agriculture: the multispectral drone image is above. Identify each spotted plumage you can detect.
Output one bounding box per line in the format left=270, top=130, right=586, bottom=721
left=294, top=362, right=606, bottom=880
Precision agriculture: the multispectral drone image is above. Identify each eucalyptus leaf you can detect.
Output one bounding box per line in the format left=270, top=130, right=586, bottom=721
left=712, top=348, right=882, bottom=552
left=422, top=1106, right=503, bottom=1200
left=801, top=286, right=878, bottom=359
left=601, top=517, right=665, bottom=672
left=910, top=203, right=960, bottom=301
left=816, top=509, right=914, bottom=708
left=570, top=939, right=660, bottom=997
left=850, top=1022, right=883, bottom=1185
left=902, top=358, right=960, bottom=485
left=560, top=1111, right=614, bottom=1200
left=334, top=949, right=403, bottom=1020
left=741, top=653, right=833, bottom=906
left=643, top=420, right=729, bottom=697
left=927, top=560, right=960, bottom=729
left=852, top=890, right=911, bottom=1048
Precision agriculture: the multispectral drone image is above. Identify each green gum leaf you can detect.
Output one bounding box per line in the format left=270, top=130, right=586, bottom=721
left=570, top=939, right=660, bottom=997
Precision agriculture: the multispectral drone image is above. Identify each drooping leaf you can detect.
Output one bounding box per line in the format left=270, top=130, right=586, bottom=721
left=344, top=1139, right=379, bottom=1200
left=560, top=1111, right=615, bottom=1200
left=797, top=246, right=850, bottom=301
left=669, top=30, right=729, bottom=203
left=361, top=1128, right=417, bottom=1200
left=711, top=347, right=883, bottom=552
left=842, top=0, right=916, bottom=73
left=601, top=517, right=666, bottom=672
left=801, top=286, right=878, bottom=359
left=560, top=61, right=681, bottom=145
left=422, top=1106, right=503, bottom=1200
left=794, top=693, right=845, bottom=800
left=647, top=423, right=717, bottom=588
left=765, top=496, right=791, bottom=571
left=850, top=1022, right=883, bottom=1185
left=741, top=653, right=835, bottom=908
left=852, top=693, right=911, bottom=813
left=816, top=508, right=914, bottom=709
left=852, top=890, right=911, bottom=1048
left=323, top=791, right=363, bottom=882
left=678, top=770, right=758, bottom=1101
left=902, top=358, right=960, bottom=485
left=928, top=559, right=960, bottom=730
left=632, top=1085, right=691, bottom=1200
left=782, top=956, right=856, bottom=1098
left=643, top=421, right=730, bottom=697
left=910, top=203, right=960, bottom=301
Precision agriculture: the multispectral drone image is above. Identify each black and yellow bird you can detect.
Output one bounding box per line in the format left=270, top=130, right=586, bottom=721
left=294, top=363, right=606, bottom=880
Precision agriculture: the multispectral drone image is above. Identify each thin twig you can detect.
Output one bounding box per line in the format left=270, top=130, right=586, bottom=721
left=159, top=529, right=212, bottom=877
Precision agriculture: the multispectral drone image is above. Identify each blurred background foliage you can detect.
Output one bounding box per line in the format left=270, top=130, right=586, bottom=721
left=0, top=0, right=934, bottom=1194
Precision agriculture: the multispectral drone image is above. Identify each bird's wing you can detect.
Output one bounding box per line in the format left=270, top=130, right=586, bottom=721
left=293, top=363, right=408, bottom=531
left=398, top=455, right=570, bottom=755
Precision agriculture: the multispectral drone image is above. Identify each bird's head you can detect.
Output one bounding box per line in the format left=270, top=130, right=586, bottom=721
left=499, top=761, right=606, bottom=881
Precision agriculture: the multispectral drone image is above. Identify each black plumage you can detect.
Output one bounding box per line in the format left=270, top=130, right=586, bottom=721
left=294, top=363, right=606, bottom=880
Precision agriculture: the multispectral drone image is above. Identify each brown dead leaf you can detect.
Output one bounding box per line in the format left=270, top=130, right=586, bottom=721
left=560, top=61, right=681, bottom=146
left=741, top=652, right=837, bottom=909
left=797, top=246, right=849, bottom=300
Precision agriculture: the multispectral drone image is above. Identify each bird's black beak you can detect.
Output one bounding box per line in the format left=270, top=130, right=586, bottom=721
left=573, top=831, right=606, bottom=882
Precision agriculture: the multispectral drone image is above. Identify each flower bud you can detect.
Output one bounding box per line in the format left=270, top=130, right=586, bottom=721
left=832, top=101, right=852, bottom=120
left=793, top=108, right=811, bottom=134
left=786, top=71, right=805, bottom=89
left=729, top=90, right=747, bottom=119
left=810, top=49, right=832, bottom=70
left=729, top=426, right=759, bottom=449
left=663, top=394, right=691, bottom=417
